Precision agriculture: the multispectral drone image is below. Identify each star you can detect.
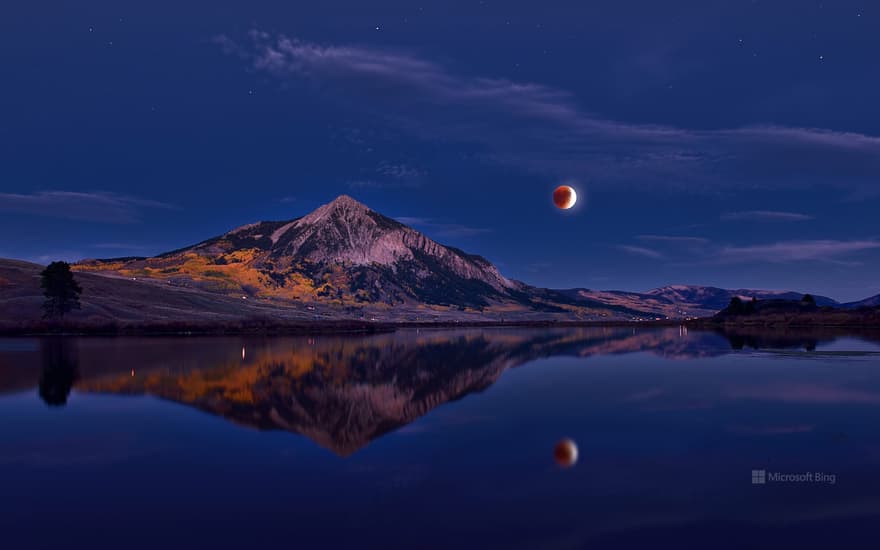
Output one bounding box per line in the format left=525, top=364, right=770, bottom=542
left=375, top=25, right=381, bottom=31
left=819, top=55, right=824, bottom=60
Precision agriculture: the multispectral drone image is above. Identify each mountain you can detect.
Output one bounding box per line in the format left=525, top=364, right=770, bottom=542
left=843, top=294, right=880, bottom=309
left=557, top=285, right=838, bottom=319
left=73, top=195, right=646, bottom=321
left=1, top=195, right=867, bottom=329
left=645, top=285, right=838, bottom=310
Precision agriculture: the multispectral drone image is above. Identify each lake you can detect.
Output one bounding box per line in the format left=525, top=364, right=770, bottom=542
left=2, top=327, right=880, bottom=549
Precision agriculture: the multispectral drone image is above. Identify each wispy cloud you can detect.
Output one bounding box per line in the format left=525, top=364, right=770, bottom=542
left=0, top=191, right=175, bottom=223
left=617, top=245, right=665, bottom=260
left=721, top=210, right=814, bottom=222
left=396, top=216, right=491, bottom=238
left=717, top=239, right=880, bottom=264
left=217, top=31, right=880, bottom=194
left=525, top=261, right=553, bottom=273
left=377, top=162, right=424, bottom=180
left=347, top=179, right=420, bottom=190
left=347, top=162, right=426, bottom=190
left=619, top=236, right=880, bottom=266
left=636, top=235, right=710, bottom=245
left=91, top=243, right=157, bottom=252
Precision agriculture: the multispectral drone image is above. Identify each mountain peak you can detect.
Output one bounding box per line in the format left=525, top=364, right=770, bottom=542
left=297, top=195, right=372, bottom=227
left=76, top=194, right=524, bottom=309
left=329, top=194, right=365, bottom=208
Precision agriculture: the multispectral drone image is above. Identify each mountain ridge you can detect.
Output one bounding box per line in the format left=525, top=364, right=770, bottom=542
left=1, top=195, right=873, bottom=327
left=74, top=195, right=641, bottom=318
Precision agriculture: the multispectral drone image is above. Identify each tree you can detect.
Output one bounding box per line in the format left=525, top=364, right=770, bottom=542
left=801, top=294, right=817, bottom=306
left=727, top=296, right=744, bottom=314
left=40, top=261, right=82, bottom=320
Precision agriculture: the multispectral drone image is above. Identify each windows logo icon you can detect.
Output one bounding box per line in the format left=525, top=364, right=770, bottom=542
left=752, top=469, right=766, bottom=485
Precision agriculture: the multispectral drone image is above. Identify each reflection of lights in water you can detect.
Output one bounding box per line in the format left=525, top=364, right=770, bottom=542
left=554, top=438, right=578, bottom=468
left=241, top=347, right=246, bottom=360
left=130, top=369, right=135, bottom=377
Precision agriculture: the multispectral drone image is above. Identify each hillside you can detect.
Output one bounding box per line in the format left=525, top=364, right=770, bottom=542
left=557, top=285, right=838, bottom=319
left=693, top=297, right=880, bottom=328
left=843, top=294, right=880, bottom=309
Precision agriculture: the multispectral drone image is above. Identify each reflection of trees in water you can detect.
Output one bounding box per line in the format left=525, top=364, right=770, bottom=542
left=39, top=338, right=79, bottom=406
left=723, top=330, right=824, bottom=352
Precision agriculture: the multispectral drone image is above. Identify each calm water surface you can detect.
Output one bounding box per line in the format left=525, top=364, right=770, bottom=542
left=2, top=327, right=880, bottom=549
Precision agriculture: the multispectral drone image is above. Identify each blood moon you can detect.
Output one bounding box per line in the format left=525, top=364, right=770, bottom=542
left=553, top=185, right=577, bottom=210
left=554, top=438, right=579, bottom=468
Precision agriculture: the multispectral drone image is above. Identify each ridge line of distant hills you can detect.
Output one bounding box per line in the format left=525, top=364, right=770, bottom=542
left=1, top=195, right=878, bottom=333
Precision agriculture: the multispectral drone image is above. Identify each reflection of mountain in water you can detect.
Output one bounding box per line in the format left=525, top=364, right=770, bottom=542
left=73, top=328, right=732, bottom=455
left=7, top=327, right=876, bottom=455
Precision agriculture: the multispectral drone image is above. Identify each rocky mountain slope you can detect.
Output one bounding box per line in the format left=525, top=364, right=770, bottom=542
left=73, top=195, right=645, bottom=320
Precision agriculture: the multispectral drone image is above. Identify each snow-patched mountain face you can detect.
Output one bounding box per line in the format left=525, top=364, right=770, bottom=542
left=265, top=196, right=513, bottom=291
left=203, top=195, right=515, bottom=305
left=82, top=195, right=537, bottom=310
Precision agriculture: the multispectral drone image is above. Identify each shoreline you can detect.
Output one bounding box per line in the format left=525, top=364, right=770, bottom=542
left=4, top=316, right=880, bottom=337
left=0, top=319, right=684, bottom=337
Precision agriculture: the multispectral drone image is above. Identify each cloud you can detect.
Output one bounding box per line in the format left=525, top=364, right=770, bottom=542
left=617, top=245, right=665, bottom=259
left=636, top=235, right=710, bottom=245
left=377, top=162, right=424, bottom=180
left=91, top=243, right=157, bottom=253
left=525, top=261, right=553, bottom=273
left=347, top=162, right=426, bottom=190
left=619, top=236, right=880, bottom=265
left=721, top=210, right=814, bottom=222
left=0, top=191, right=175, bottom=223
left=347, top=179, right=420, bottom=190
left=218, top=31, right=880, bottom=194
left=716, top=239, right=880, bottom=264
left=395, top=216, right=491, bottom=238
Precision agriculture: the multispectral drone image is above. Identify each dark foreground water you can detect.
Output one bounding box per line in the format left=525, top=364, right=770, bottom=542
left=2, top=327, right=880, bottom=549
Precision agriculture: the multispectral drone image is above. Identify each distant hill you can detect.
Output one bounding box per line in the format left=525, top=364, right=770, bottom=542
left=557, top=285, right=838, bottom=319
left=843, top=294, right=880, bottom=309
left=693, top=296, right=880, bottom=328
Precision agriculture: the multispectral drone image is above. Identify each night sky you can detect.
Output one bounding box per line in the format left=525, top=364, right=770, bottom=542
left=2, top=1, right=878, bottom=301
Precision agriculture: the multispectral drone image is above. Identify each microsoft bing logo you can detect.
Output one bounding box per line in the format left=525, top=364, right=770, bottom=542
left=750, top=468, right=836, bottom=485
